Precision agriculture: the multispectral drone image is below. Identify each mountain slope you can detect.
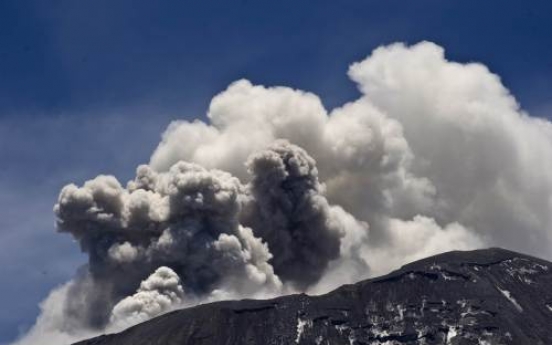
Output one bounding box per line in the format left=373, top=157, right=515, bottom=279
left=75, top=248, right=552, bottom=345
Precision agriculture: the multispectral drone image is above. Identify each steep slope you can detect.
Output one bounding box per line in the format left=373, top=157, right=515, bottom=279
left=75, top=248, right=552, bottom=345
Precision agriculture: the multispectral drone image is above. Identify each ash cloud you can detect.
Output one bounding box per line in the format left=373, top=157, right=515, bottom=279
left=51, top=160, right=284, bottom=332
left=35, top=140, right=356, bottom=339
left=14, top=41, right=552, bottom=344
left=243, top=141, right=362, bottom=288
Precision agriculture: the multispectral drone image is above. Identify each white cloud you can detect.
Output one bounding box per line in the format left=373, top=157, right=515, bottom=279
left=349, top=41, right=552, bottom=255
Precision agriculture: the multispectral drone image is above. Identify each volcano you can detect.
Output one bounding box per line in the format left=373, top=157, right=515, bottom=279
left=75, top=248, right=552, bottom=345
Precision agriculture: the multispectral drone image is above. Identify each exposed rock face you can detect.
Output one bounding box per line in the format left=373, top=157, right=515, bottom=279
left=75, top=248, right=552, bottom=345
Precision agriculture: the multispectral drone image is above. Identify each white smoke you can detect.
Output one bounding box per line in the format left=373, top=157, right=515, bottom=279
left=13, top=41, right=552, bottom=344
left=109, top=267, right=184, bottom=328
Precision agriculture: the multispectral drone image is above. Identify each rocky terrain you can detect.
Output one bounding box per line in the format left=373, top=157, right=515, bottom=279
left=75, top=248, right=552, bottom=344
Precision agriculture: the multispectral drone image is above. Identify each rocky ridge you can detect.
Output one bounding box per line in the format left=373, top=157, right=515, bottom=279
left=75, top=248, right=552, bottom=345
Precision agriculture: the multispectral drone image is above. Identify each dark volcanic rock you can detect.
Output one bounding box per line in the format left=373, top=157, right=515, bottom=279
left=75, top=248, right=552, bottom=345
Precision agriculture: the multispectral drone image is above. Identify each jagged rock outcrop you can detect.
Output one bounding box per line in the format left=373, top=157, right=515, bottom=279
left=75, top=248, right=552, bottom=344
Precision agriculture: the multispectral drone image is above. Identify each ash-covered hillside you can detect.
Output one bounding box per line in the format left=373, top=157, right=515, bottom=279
left=75, top=248, right=552, bottom=345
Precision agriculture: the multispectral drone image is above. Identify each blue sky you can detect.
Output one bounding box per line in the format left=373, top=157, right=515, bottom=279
left=1, top=1, right=552, bottom=343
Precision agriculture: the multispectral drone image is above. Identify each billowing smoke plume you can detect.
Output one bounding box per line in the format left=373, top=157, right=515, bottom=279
left=34, top=139, right=360, bottom=338
left=14, top=41, right=552, bottom=344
